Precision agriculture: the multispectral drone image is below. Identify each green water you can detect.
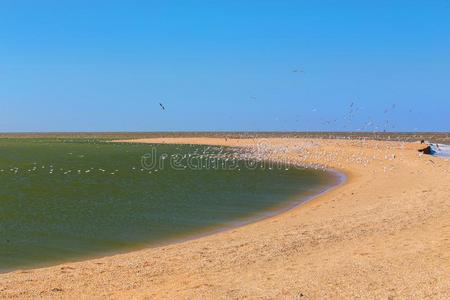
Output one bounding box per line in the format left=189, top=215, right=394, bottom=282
left=0, top=139, right=338, bottom=272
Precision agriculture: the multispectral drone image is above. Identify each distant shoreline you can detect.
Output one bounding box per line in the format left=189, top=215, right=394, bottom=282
left=0, top=131, right=449, bottom=144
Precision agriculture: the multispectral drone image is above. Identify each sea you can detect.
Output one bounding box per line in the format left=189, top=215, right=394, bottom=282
left=0, top=138, right=341, bottom=272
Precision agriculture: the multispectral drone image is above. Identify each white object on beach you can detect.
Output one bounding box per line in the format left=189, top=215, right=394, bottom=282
left=430, top=143, right=450, bottom=158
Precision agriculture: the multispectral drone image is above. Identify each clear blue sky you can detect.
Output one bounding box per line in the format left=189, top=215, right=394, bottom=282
left=1, top=1, right=449, bottom=132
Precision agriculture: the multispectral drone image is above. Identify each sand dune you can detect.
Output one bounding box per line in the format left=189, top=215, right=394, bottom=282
left=1, top=137, right=449, bottom=299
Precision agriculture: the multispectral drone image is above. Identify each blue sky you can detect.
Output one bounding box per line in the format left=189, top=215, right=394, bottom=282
left=0, top=1, right=449, bottom=132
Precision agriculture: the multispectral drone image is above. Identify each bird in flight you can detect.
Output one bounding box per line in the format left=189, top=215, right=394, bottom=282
left=159, top=102, right=166, bottom=110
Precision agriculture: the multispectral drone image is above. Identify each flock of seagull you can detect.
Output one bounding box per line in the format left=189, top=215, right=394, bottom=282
left=0, top=65, right=441, bottom=179
left=0, top=165, right=123, bottom=176
left=1, top=134, right=447, bottom=179
left=0, top=143, right=299, bottom=178
left=156, top=67, right=414, bottom=134
left=0, top=165, right=167, bottom=176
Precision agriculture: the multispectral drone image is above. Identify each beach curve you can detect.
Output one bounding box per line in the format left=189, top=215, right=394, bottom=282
left=1, top=137, right=449, bottom=299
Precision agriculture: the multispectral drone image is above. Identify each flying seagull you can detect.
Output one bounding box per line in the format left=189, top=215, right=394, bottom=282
left=159, top=102, right=166, bottom=110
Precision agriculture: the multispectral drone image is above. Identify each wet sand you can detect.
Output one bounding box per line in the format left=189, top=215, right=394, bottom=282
left=1, top=137, right=449, bottom=299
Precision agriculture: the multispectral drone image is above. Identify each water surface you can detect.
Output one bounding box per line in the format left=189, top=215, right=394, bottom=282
left=0, top=139, right=339, bottom=272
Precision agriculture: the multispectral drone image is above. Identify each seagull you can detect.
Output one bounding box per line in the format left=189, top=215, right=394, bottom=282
left=159, top=102, right=166, bottom=110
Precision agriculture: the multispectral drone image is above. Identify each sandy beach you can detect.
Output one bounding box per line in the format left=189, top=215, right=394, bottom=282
left=1, top=137, right=449, bottom=299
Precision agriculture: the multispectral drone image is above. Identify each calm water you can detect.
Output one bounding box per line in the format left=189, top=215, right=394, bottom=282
left=0, top=139, right=339, bottom=272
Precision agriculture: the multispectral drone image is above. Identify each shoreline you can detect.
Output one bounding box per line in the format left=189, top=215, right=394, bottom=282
left=0, top=153, right=346, bottom=275
left=150, top=165, right=347, bottom=257
left=1, top=137, right=449, bottom=299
